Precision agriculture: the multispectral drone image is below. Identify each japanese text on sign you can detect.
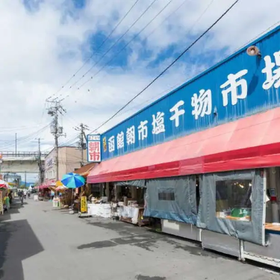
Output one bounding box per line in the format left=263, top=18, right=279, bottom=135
left=87, top=134, right=101, bottom=162
left=100, top=27, right=280, bottom=160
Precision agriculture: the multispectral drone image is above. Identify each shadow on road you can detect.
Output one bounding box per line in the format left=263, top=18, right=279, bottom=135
left=0, top=200, right=25, bottom=222
left=0, top=202, right=44, bottom=280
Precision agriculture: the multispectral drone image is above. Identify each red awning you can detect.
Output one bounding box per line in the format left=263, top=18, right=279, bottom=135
left=88, top=107, right=280, bottom=183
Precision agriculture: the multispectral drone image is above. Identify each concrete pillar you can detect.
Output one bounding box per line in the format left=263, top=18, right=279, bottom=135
left=114, top=184, right=117, bottom=200
left=116, top=185, right=121, bottom=200
left=100, top=184, right=103, bottom=197
left=131, top=186, right=137, bottom=200
left=105, top=182, right=109, bottom=199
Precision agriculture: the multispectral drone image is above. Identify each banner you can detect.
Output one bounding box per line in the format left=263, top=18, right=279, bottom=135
left=87, top=134, right=101, bottom=162
left=80, top=196, right=87, bottom=213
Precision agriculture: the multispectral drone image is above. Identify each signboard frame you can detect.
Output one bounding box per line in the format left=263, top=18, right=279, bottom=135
left=87, top=134, right=101, bottom=163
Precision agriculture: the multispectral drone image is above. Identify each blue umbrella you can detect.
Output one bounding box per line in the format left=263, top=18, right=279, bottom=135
left=61, top=173, right=85, bottom=189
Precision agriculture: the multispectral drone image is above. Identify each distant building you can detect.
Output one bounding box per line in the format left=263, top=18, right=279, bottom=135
left=44, top=146, right=86, bottom=183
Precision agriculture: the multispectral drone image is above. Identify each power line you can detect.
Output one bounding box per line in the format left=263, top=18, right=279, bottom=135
left=144, top=0, right=191, bottom=39
left=233, top=20, right=280, bottom=53
left=46, top=100, right=66, bottom=180
left=71, top=0, right=212, bottom=105
left=0, top=124, right=50, bottom=150
left=0, top=122, right=49, bottom=132
left=89, top=0, right=239, bottom=134
left=47, top=0, right=140, bottom=101
left=59, top=134, right=79, bottom=146
left=75, top=0, right=174, bottom=92
left=58, top=0, right=158, bottom=101
left=120, top=20, right=280, bottom=120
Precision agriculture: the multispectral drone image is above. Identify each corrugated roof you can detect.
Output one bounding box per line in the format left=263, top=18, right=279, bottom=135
left=74, top=162, right=97, bottom=177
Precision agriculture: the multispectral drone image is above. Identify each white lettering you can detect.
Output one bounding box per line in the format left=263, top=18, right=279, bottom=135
left=170, top=100, right=185, bottom=127
left=138, top=120, right=148, bottom=141
left=191, top=89, right=212, bottom=120
left=126, top=126, right=135, bottom=145
left=152, top=112, right=165, bottom=135
left=108, top=136, right=115, bottom=153
left=262, top=51, right=280, bottom=90
left=220, top=69, right=248, bottom=106
left=117, top=132, right=124, bottom=149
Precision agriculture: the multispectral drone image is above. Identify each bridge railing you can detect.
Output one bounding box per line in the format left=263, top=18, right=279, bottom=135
left=0, top=151, right=47, bottom=158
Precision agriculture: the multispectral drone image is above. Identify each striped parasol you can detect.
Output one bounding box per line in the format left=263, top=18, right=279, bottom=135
left=61, top=173, right=85, bottom=189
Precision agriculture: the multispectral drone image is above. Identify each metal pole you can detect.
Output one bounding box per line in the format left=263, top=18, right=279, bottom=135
left=55, top=108, right=59, bottom=181
left=46, top=99, right=65, bottom=181
left=15, top=133, right=17, bottom=155
left=24, top=171, right=26, bottom=188
left=81, top=124, right=84, bottom=167
left=37, top=138, right=43, bottom=185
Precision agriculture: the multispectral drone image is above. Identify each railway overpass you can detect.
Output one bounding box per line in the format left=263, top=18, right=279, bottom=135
left=0, top=151, right=47, bottom=174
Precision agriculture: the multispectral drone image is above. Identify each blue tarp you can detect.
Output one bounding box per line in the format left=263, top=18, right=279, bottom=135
left=144, top=176, right=197, bottom=224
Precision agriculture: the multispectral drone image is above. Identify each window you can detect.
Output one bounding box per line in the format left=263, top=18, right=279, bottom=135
left=216, top=179, right=252, bottom=221
left=158, top=189, right=175, bottom=201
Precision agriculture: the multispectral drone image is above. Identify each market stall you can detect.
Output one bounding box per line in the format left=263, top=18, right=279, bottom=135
left=86, top=25, right=280, bottom=268
left=87, top=183, right=111, bottom=218
left=61, top=172, right=85, bottom=214
left=0, top=180, right=9, bottom=214
left=115, top=181, right=148, bottom=226
left=35, top=185, right=50, bottom=201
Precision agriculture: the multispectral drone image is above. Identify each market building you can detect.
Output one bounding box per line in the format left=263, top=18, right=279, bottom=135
left=87, top=25, right=280, bottom=267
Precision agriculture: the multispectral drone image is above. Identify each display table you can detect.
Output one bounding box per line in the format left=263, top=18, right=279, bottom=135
left=88, top=203, right=111, bottom=218
left=265, top=223, right=280, bottom=232
left=119, top=206, right=149, bottom=226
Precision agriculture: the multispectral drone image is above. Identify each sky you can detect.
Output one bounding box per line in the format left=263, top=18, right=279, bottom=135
left=0, top=0, right=279, bottom=181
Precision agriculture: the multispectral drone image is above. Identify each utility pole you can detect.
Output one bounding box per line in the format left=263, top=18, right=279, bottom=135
left=36, top=138, right=44, bottom=185
left=74, top=123, right=89, bottom=167
left=46, top=100, right=66, bottom=181
left=15, top=133, right=17, bottom=155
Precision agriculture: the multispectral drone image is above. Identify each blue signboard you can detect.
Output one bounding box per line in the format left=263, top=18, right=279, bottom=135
left=100, top=25, right=280, bottom=161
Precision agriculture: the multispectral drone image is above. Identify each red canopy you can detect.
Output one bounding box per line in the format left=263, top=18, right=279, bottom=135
left=35, top=185, right=50, bottom=190
left=88, top=107, right=280, bottom=183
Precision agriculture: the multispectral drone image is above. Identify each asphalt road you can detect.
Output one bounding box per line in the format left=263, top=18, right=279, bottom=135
left=0, top=198, right=279, bottom=280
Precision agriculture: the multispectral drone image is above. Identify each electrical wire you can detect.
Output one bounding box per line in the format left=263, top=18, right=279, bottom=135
left=59, top=134, right=79, bottom=146
left=233, top=20, right=280, bottom=53
left=58, top=0, right=158, bottom=101
left=0, top=122, right=49, bottom=133
left=0, top=124, right=50, bottom=150
left=69, top=0, right=192, bottom=106
left=144, top=0, right=191, bottom=39
left=70, top=0, right=214, bottom=106
left=75, top=0, right=174, bottom=92
left=89, top=0, right=239, bottom=134
left=47, top=0, right=140, bottom=101
left=121, top=19, right=280, bottom=120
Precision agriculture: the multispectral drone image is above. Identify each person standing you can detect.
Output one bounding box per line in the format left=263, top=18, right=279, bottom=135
left=8, top=191, right=13, bottom=205
left=51, top=190, right=55, bottom=200
left=4, top=194, right=10, bottom=211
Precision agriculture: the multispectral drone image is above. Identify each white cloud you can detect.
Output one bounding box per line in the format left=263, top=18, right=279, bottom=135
left=0, top=0, right=278, bottom=161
